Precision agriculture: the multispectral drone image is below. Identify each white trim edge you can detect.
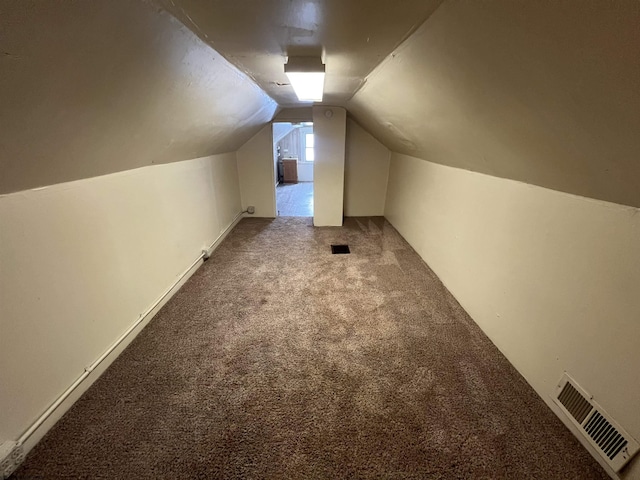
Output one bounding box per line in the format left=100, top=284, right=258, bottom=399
left=14, top=211, right=244, bottom=461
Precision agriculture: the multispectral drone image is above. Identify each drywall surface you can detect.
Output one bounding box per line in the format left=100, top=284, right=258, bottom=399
left=313, top=107, right=346, bottom=226
left=344, top=119, right=390, bottom=216
left=274, top=108, right=313, bottom=123
left=349, top=1, right=640, bottom=207
left=0, top=1, right=276, bottom=194
left=277, top=128, right=301, bottom=162
left=273, top=123, right=295, bottom=144
left=237, top=125, right=276, bottom=217
left=273, top=123, right=296, bottom=186
left=0, top=154, right=241, bottom=443
left=385, top=153, right=640, bottom=477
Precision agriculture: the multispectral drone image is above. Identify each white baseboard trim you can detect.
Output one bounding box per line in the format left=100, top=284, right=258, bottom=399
left=14, top=212, right=244, bottom=462
left=205, top=211, right=244, bottom=258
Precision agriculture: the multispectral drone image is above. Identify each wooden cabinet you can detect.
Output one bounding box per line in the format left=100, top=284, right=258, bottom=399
left=282, top=158, right=298, bottom=183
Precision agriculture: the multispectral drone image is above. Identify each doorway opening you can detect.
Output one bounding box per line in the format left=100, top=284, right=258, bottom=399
left=273, top=121, right=314, bottom=217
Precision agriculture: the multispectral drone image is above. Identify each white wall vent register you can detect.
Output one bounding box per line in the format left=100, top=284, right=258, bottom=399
left=553, top=373, right=639, bottom=472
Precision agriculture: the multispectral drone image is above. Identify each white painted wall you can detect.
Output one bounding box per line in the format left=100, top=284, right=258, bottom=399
left=272, top=123, right=295, bottom=144
left=344, top=119, right=390, bottom=216
left=238, top=111, right=388, bottom=222
left=237, top=124, right=276, bottom=217
left=274, top=108, right=313, bottom=123
left=273, top=123, right=296, bottom=186
left=385, top=152, right=640, bottom=478
left=0, top=153, right=242, bottom=447
left=298, top=163, right=314, bottom=183
left=312, top=107, right=346, bottom=226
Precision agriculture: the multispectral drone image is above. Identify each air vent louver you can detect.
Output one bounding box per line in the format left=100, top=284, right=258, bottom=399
left=584, top=411, right=628, bottom=461
left=557, top=381, right=593, bottom=424
left=553, top=373, right=639, bottom=472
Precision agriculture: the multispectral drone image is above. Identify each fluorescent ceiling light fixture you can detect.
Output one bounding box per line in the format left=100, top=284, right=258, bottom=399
left=285, top=57, right=325, bottom=102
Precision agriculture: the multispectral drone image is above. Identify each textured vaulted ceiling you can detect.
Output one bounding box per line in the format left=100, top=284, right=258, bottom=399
left=159, top=0, right=640, bottom=208
left=3, top=1, right=639, bottom=207
left=0, top=1, right=277, bottom=193
left=155, top=0, right=444, bottom=106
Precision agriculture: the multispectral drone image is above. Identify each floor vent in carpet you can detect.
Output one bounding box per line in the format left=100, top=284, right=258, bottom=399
left=553, top=373, right=639, bottom=471
left=331, top=244, right=350, bottom=254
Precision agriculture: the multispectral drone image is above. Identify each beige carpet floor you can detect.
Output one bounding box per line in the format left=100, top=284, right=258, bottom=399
left=14, top=217, right=608, bottom=479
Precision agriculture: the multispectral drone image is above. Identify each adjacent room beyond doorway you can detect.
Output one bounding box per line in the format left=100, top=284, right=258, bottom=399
left=273, top=121, right=314, bottom=217
left=276, top=182, right=313, bottom=216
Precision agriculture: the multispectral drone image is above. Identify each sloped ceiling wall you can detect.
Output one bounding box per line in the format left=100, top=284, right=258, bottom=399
left=154, top=0, right=443, bottom=106
left=0, top=0, right=277, bottom=194
left=5, top=0, right=638, bottom=206
left=348, top=1, right=640, bottom=208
